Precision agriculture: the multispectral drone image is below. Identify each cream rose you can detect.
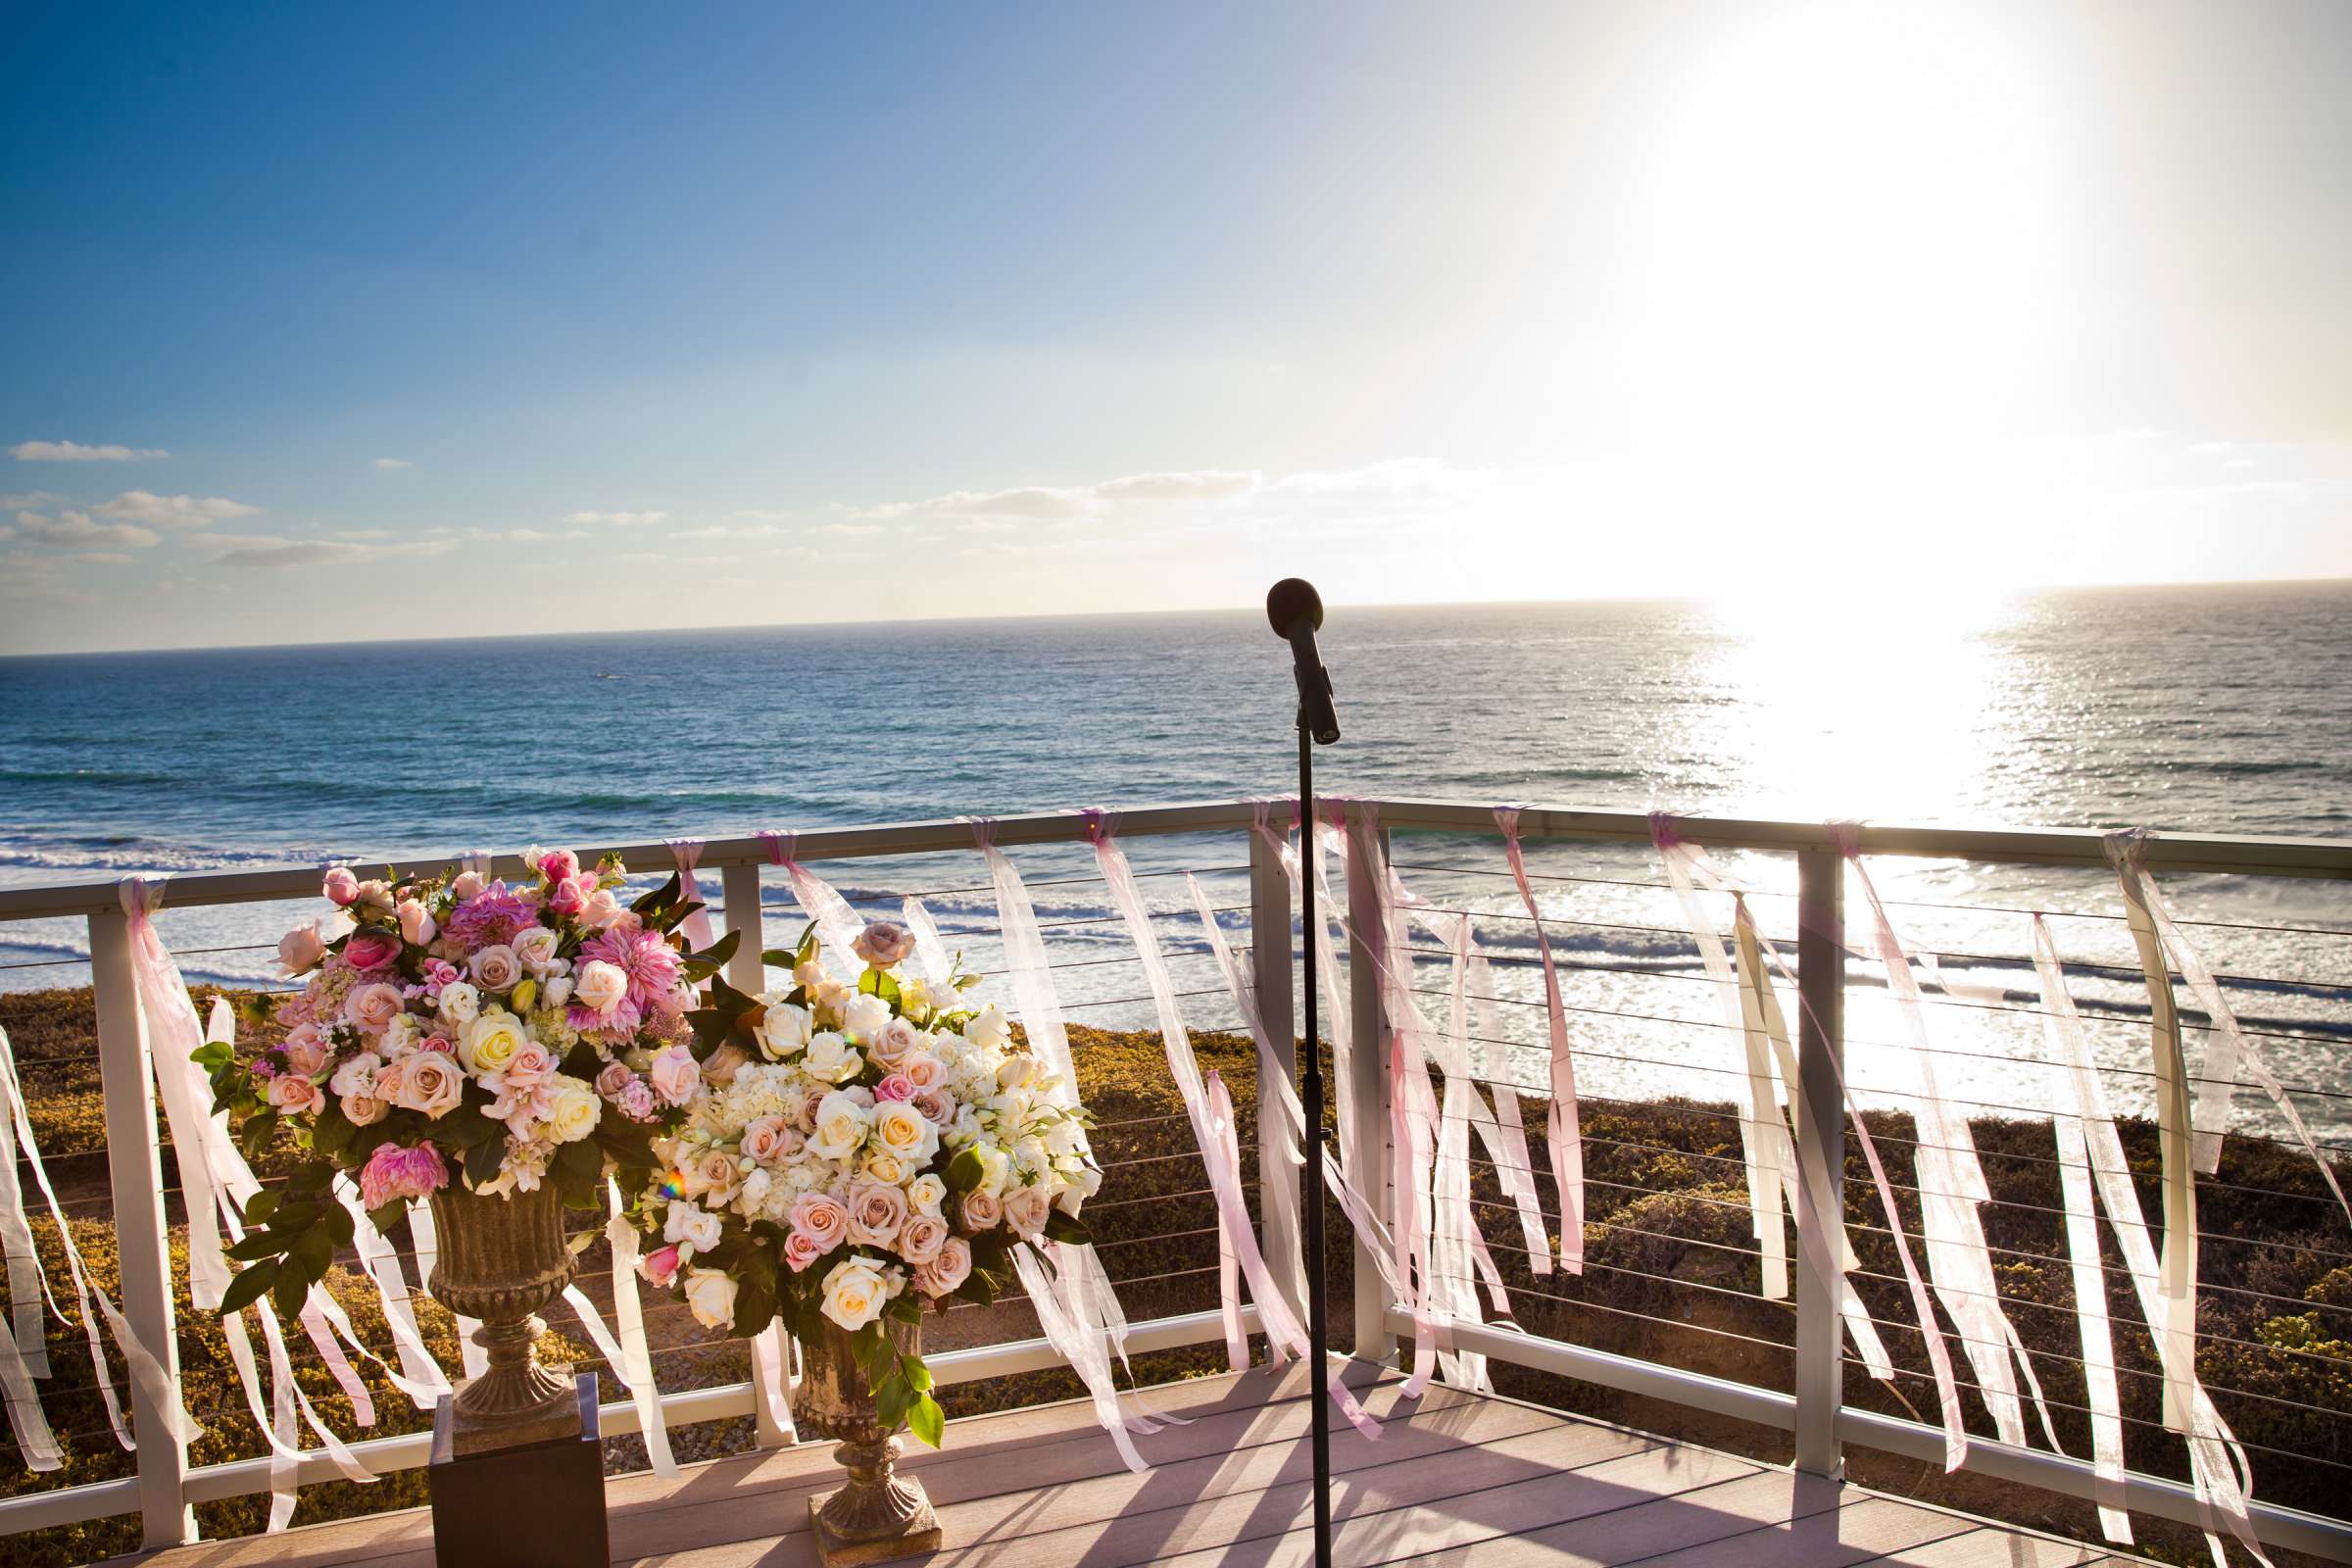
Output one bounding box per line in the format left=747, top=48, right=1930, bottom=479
left=510, top=925, right=562, bottom=974
left=342, top=982, right=407, bottom=1036
left=573, top=958, right=628, bottom=1015
left=839, top=993, right=892, bottom=1046
left=682, top=1267, right=740, bottom=1330
left=741, top=1115, right=796, bottom=1164
left=663, top=1201, right=723, bottom=1257
left=871, top=1016, right=921, bottom=1067
left=819, top=1258, right=891, bottom=1332
left=871, top=1102, right=939, bottom=1164
left=964, top=1004, right=1010, bottom=1050
left=649, top=1045, right=702, bottom=1107
left=754, top=1000, right=812, bottom=1059
left=808, top=1090, right=871, bottom=1162
left=437, top=981, right=481, bottom=1028
left=277, top=923, right=327, bottom=977
left=546, top=1079, right=602, bottom=1144
left=959, top=1189, right=1003, bottom=1231
left=693, top=1149, right=743, bottom=1204
left=906, top=1173, right=947, bottom=1216
left=1004, top=1185, right=1052, bottom=1240
left=460, top=1009, right=528, bottom=1076
left=802, top=1031, right=861, bottom=1084
left=341, top=1094, right=387, bottom=1127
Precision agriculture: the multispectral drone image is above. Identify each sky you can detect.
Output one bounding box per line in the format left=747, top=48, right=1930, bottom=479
left=3, top=0, right=2349, bottom=654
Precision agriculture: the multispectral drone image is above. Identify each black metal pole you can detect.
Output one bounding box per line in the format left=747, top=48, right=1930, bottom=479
left=1297, top=709, right=1334, bottom=1568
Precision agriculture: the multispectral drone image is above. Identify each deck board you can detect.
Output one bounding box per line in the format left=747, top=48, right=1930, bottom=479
left=126, top=1363, right=2152, bottom=1568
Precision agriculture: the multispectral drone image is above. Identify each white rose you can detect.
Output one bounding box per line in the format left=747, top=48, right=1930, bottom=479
left=802, top=1031, right=861, bottom=1084
left=756, top=1001, right=812, bottom=1059
left=683, top=1267, right=740, bottom=1329
left=663, top=1200, right=724, bottom=1257
left=460, top=1010, right=528, bottom=1076
left=997, top=1053, right=1040, bottom=1092
left=819, top=1258, right=890, bottom=1332
left=574, top=959, right=628, bottom=1015
left=438, top=981, right=480, bottom=1028
left=546, top=1078, right=602, bottom=1143
left=872, top=1102, right=940, bottom=1163
left=906, top=1174, right=947, bottom=1216
left=793, top=958, right=826, bottom=989
left=840, top=993, right=891, bottom=1045
left=971, top=1143, right=1011, bottom=1198
left=808, top=1090, right=871, bottom=1162
left=964, top=1004, right=1010, bottom=1050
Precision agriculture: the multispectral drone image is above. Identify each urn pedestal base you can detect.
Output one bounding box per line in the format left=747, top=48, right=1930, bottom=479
left=427, top=1374, right=609, bottom=1568
left=807, top=1480, right=943, bottom=1568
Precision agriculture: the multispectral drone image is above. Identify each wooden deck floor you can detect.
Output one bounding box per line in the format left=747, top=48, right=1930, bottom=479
left=130, top=1363, right=2148, bottom=1568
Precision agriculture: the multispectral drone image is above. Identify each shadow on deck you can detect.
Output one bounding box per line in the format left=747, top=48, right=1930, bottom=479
left=123, top=1362, right=2146, bottom=1568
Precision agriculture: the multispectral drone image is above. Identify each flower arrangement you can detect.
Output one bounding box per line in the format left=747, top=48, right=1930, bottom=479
left=631, top=917, right=1100, bottom=1446
left=197, top=848, right=735, bottom=1316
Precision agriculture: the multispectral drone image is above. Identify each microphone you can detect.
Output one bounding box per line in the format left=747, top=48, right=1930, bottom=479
left=1266, top=578, right=1341, bottom=744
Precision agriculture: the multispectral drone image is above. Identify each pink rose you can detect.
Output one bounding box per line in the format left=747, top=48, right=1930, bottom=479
left=580, top=889, right=622, bottom=929
left=691, top=1150, right=742, bottom=1204
left=342, top=981, right=407, bottom=1035
left=851, top=920, right=917, bottom=969
left=354, top=879, right=396, bottom=918
left=846, top=1181, right=908, bottom=1248
left=538, top=849, right=580, bottom=884
left=959, top=1190, right=1003, bottom=1231
left=546, top=876, right=585, bottom=915
left=498, top=1040, right=556, bottom=1091
left=703, top=1045, right=748, bottom=1088
left=322, top=866, right=360, bottom=906
left=640, top=1243, right=682, bottom=1287
left=911, top=1088, right=954, bottom=1127
left=870, top=1017, right=921, bottom=1068
left=916, top=1237, right=972, bottom=1298
left=874, top=1073, right=914, bottom=1103
left=897, top=1213, right=948, bottom=1266
left=358, top=1141, right=447, bottom=1210
left=424, top=958, right=462, bottom=989
left=282, top=1035, right=330, bottom=1079
left=397, top=899, right=438, bottom=947
left=469, top=943, right=521, bottom=992
left=741, top=1116, right=794, bottom=1164
left=796, top=1086, right=829, bottom=1134
left=394, top=1054, right=465, bottom=1118
left=342, top=1094, right=387, bottom=1126
left=595, top=1060, right=635, bottom=1099
left=648, top=1045, right=701, bottom=1107
left=783, top=1231, right=826, bottom=1272
left=789, top=1192, right=850, bottom=1251
left=343, top=931, right=403, bottom=972
left=1004, top=1186, right=1051, bottom=1240
left=416, top=1033, right=455, bottom=1054
left=900, top=1052, right=944, bottom=1091
left=277, top=924, right=328, bottom=977
left=266, top=1072, right=323, bottom=1115
left=451, top=870, right=485, bottom=901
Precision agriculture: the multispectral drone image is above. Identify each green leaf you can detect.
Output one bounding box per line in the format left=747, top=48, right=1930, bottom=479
left=366, top=1200, right=408, bottom=1237
left=224, top=1232, right=285, bottom=1262
left=1042, top=1209, right=1091, bottom=1247
left=323, top=1202, right=356, bottom=1248
left=760, top=948, right=799, bottom=969
left=290, top=1225, right=335, bottom=1279
left=465, top=1138, right=506, bottom=1187
left=693, top=928, right=740, bottom=968
left=875, top=1372, right=910, bottom=1429
left=272, top=1267, right=310, bottom=1316
left=191, top=1040, right=235, bottom=1074
left=906, top=1392, right=944, bottom=1448
left=312, top=1101, right=357, bottom=1158
left=220, top=1260, right=277, bottom=1315
left=946, top=1149, right=985, bottom=1196
left=902, top=1354, right=933, bottom=1394
left=631, top=871, right=683, bottom=915
left=550, top=1138, right=605, bottom=1207
left=953, top=1268, right=999, bottom=1308
left=242, top=1189, right=280, bottom=1225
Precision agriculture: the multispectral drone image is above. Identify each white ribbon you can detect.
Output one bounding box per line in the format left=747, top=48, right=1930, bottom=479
left=1493, top=807, right=1586, bottom=1275
left=560, top=1179, right=677, bottom=1475
left=667, top=839, right=716, bottom=954
left=0, top=1028, right=61, bottom=1469
left=760, top=830, right=865, bottom=975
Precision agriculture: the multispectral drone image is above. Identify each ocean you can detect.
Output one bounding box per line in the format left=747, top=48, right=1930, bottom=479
left=3, top=580, right=2348, bottom=1144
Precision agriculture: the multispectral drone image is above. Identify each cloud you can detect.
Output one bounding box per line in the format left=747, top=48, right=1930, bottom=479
left=211, top=541, right=366, bottom=570
left=894, top=486, right=1090, bottom=520
left=12, top=509, right=164, bottom=549
left=0, top=491, right=58, bottom=510
left=92, top=490, right=262, bottom=526
left=9, top=440, right=169, bottom=462
left=673, top=523, right=782, bottom=540
left=371, top=457, right=414, bottom=470
left=1092, top=469, right=1259, bottom=502
left=563, top=510, right=667, bottom=526
left=187, top=528, right=459, bottom=569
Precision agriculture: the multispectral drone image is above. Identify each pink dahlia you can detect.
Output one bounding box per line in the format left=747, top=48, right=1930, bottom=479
left=578, top=926, right=685, bottom=1019
left=444, top=882, right=535, bottom=951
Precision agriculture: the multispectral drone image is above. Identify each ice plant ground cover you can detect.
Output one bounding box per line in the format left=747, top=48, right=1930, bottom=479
left=633, top=917, right=1101, bottom=1446
left=197, top=850, right=734, bottom=1313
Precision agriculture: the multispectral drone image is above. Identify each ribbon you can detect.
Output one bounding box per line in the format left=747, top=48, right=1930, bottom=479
left=0, top=1028, right=61, bottom=1469
left=560, top=1178, right=679, bottom=1474
left=963, top=818, right=1082, bottom=1104
left=900, top=896, right=955, bottom=990
left=1650, top=820, right=1968, bottom=1471
left=667, top=839, right=716, bottom=954
left=759, top=830, right=864, bottom=973
left=1493, top=808, right=1586, bottom=1275
left=1250, top=799, right=1360, bottom=1184
left=2033, top=915, right=2271, bottom=1566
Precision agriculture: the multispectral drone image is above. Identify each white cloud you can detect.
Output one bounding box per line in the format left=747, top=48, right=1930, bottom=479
left=211, top=541, right=366, bottom=570
left=0, top=491, right=58, bottom=510
left=9, top=440, right=169, bottom=462
left=371, top=457, right=415, bottom=470
left=12, top=509, right=163, bottom=549
left=1093, top=469, right=1258, bottom=502
left=673, top=523, right=782, bottom=540
left=895, top=486, right=1089, bottom=520
left=92, top=490, right=262, bottom=526
left=563, top=510, right=667, bottom=526
left=186, top=529, right=459, bottom=570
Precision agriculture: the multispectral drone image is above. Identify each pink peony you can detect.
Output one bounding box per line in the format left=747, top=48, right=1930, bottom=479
left=851, top=921, right=916, bottom=969
left=358, top=1142, right=447, bottom=1210
left=874, top=1073, right=914, bottom=1103
left=640, top=1244, right=681, bottom=1287
left=322, top=866, right=360, bottom=906
left=343, top=931, right=403, bottom=972
left=789, top=1192, right=850, bottom=1251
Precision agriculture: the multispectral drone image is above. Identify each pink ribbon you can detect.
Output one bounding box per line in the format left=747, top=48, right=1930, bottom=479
left=667, top=838, right=716, bottom=953
left=1493, top=807, right=1585, bottom=1275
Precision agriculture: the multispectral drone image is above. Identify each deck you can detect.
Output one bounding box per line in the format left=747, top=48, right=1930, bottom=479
left=122, top=1363, right=2146, bottom=1568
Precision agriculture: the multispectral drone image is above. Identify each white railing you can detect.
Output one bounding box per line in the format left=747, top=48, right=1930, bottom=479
left=1, top=798, right=2349, bottom=1561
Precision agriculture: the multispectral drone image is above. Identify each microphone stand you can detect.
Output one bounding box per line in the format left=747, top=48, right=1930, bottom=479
left=1295, top=704, right=1334, bottom=1568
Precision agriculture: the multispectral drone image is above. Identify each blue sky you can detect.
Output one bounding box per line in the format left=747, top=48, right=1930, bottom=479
left=5, top=1, right=2349, bottom=652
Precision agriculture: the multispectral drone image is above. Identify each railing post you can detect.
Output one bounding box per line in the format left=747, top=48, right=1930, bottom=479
left=718, top=860, right=795, bottom=1449
left=1345, top=816, right=1394, bottom=1362
left=1792, top=848, right=1846, bottom=1480
left=88, top=908, right=194, bottom=1547
left=1249, top=831, right=1307, bottom=1326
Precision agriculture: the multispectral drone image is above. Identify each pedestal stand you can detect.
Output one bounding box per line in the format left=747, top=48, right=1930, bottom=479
left=427, top=1373, right=609, bottom=1568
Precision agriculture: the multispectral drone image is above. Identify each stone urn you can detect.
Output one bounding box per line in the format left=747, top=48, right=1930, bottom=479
left=791, top=1318, right=943, bottom=1565
left=424, top=1180, right=578, bottom=1455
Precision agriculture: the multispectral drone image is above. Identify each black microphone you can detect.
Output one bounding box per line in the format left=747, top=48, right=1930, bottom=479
left=1266, top=578, right=1341, bottom=744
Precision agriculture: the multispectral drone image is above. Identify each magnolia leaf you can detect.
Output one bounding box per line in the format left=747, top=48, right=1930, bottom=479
left=220, top=1260, right=276, bottom=1315
left=906, top=1392, right=944, bottom=1448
